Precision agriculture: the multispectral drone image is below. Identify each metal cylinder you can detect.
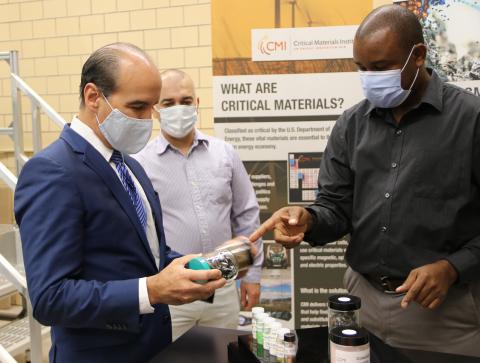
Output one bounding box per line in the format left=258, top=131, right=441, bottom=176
left=215, top=239, right=254, bottom=271
left=202, top=239, right=254, bottom=280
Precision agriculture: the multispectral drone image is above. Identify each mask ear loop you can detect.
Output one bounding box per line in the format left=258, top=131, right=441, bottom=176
left=401, top=45, right=417, bottom=73
left=101, top=93, right=114, bottom=111
left=401, top=44, right=421, bottom=91
left=95, top=92, right=114, bottom=126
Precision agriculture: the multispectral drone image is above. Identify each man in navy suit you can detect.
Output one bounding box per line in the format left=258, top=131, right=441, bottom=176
left=14, top=42, right=226, bottom=363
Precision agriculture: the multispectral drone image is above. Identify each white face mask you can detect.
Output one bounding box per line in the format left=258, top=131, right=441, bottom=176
left=359, top=45, right=420, bottom=108
left=96, top=94, right=153, bottom=154
left=158, top=105, right=197, bottom=139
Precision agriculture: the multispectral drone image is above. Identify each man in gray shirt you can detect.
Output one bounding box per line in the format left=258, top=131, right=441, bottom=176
left=134, top=69, right=263, bottom=340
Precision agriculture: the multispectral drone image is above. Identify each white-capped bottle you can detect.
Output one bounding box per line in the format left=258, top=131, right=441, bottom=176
left=256, top=312, right=269, bottom=347
left=268, top=321, right=282, bottom=356
left=263, top=317, right=275, bottom=352
left=252, top=306, right=265, bottom=340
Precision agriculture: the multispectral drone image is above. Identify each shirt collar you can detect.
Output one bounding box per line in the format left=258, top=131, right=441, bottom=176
left=70, top=116, right=113, bottom=161
left=156, top=128, right=210, bottom=155
left=364, top=68, right=444, bottom=116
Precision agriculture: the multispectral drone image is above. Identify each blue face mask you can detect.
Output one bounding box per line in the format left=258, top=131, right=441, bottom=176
left=359, top=45, right=420, bottom=108
left=96, top=94, right=153, bottom=154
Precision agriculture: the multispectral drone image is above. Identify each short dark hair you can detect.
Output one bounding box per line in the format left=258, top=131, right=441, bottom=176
left=356, top=5, right=424, bottom=54
left=79, top=42, right=150, bottom=106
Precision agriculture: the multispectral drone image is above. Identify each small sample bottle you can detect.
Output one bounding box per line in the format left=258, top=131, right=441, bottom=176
left=252, top=306, right=265, bottom=340
left=268, top=321, right=282, bottom=359
left=328, top=294, right=361, bottom=332
left=329, top=326, right=369, bottom=363
left=263, top=317, right=275, bottom=358
left=274, top=328, right=290, bottom=363
left=283, top=331, right=297, bottom=363
left=256, top=312, right=269, bottom=357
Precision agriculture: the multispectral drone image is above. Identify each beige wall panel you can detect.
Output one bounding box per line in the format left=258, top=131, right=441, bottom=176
left=10, top=21, right=33, bottom=40
left=199, top=67, right=212, bottom=88
left=32, top=19, right=56, bottom=38
left=184, top=4, right=210, bottom=26
left=118, top=31, right=145, bottom=48
left=35, top=57, right=58, bottom=76
left=185, top=46, right=211, bottom=67
left=66, top=0, right=91, bottom=16
left=42, top=0, right=67, bottom=18
left=92, top=0, right=116, bottom=14
left=56, top=17, right=80, bottom=36
left=20, top=1, right=44, bottom=21
left=79, top=15, right=105, bottom=35
left=130, top=10, right=156, bottom=30
left=171, top=26, right=198, bottom=48
left=0, top=4, right=20, bottom=23
left=156, top=7, right=183, bottom=28
left=105, top=12, right=130, bottom=32
left=157, top=48, right=185, bottom=69
left=45, top=37, right=69, bottom=56
left=117, top=0, right=142, bottom=12
left=145, top=28, right=171, bottom=49
left=143, top=0, right=170, bottom=9
left=92, top=33, right=118, bottom=50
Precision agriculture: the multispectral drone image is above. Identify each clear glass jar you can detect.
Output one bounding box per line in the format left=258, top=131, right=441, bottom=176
left=329, top=326, right=369, bottom=363
left=328, top=294, right=361, bottom=332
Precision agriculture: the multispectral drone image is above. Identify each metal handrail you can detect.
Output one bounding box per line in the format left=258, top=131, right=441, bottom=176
left=0, top=164, right=17, bottom=192
left=11, top=73, right=66, bottom=130
left=0, top=50, right=67, bottom=363
left=0, top=344, right=17, bottom=363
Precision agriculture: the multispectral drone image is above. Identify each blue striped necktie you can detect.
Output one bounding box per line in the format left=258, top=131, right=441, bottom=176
left=110, top=150, right=147, bottom=229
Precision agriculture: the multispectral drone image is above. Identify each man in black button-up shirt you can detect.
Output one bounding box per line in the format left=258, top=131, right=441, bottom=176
left=251, top=4, right=480, bottom=356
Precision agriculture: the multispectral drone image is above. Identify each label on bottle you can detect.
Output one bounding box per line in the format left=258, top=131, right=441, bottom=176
left=284, top=344, right=296, bottom=356
left=333, top=346, right=369, bottom=363
left=252, top=320, right=257, bottom=339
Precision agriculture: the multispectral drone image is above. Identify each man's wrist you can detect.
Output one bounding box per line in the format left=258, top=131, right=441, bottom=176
left=439, top=259, right=459, bottom=285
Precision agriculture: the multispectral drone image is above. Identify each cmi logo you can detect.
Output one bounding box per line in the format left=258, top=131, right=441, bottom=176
left=258, top=36, right=287, bottom=55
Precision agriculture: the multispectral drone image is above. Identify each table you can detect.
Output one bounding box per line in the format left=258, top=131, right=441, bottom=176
left=149, top=326, right=480, bottom=363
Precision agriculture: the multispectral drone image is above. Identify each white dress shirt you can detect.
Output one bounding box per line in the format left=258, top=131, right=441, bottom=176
left=70, top=117, right=156, bottom=314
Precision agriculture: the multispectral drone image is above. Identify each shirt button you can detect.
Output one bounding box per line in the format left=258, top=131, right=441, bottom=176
left=395, top=129, right=402, bottom=135
left=380, top=226, right=387, bottom=232
left=391, top=162, right=397, bottom=168
left=385, top=192, right=391, bottom=198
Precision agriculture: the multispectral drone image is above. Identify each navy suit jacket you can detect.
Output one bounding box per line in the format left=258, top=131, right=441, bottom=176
left=14, top=125, right=181, bottom=363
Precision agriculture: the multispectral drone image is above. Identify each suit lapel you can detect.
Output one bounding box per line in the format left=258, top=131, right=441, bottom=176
left=61, top=126, right=157, bottom=270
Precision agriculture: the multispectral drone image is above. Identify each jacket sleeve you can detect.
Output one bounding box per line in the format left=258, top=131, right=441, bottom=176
left=14, top=156, right=142, bottom=332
